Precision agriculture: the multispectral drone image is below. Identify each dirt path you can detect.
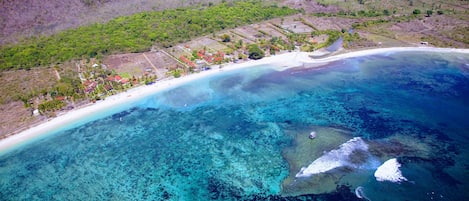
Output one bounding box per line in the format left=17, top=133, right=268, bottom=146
left=142, top=53, right=158, bottom=72
left=142, top=52, right=167, bottom=79
left=54, top=69, right=61, bottom=81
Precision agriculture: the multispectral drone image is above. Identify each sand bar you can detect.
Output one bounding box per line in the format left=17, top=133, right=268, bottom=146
left=1, top=47, right=468, bottom=154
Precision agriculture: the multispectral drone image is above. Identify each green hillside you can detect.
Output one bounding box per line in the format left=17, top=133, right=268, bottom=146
left=0, top=1, right=297, bottom=70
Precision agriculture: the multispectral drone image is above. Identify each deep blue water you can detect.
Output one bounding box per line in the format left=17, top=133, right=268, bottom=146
left=1, top=51, right=468, bottom=200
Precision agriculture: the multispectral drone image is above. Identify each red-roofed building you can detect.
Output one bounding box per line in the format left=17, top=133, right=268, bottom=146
left=106, top=75, right=124, bottom=82
left=213, top=52, right=225, bottom=63
left=180, top=55, right=196, bottom=68
left=203, top=55, right=213, bottom=63
left=104, top=85, right=113, bottom=91
left=197, top=52, right=204, bottom=58
left=83, top=80, right=97, bottom=93
left=197, top=49, right=206, bottom=58
left=55, top=96, right=65, bottom=101
left=120, top=78, right=129, bottom=84
left=106, top=76, right=115, bottom=82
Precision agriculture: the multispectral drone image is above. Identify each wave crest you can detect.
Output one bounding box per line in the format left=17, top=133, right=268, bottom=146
left=296, top=137, right=379, bottom=177
left=374, top=158, right=407, bottom=182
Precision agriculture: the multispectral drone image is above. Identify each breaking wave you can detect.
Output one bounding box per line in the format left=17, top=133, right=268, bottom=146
left=355, top=186, right=371, bottom=201
left=296, top=137, right=380, bottom=177
left=374, top=158, right=407, bottom=182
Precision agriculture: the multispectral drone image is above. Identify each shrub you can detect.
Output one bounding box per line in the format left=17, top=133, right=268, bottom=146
left=426, top=10, right=433, bottom=17
left=38, top=100, right=65, bottom=112
left=221, top=34, right=231, bottom=42
left=248, top=44, right=265, bottom=60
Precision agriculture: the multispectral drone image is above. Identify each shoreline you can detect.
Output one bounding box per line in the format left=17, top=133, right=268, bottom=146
left=1, top=47, right=468, bottom=154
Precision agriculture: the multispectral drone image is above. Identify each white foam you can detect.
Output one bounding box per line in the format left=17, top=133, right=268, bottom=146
left=355, top=186, right=371, bottom=201
left=295, top=137, right=371, bottom=177
left=374, top=158, right=407, bottom=182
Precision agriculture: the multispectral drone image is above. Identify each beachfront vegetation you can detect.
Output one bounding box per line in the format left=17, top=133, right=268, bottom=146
left=38, top=99, right=65, bottom=113
left=0, top=1, right=297, bottom=71
left=248, top=44, right=265, bottom=60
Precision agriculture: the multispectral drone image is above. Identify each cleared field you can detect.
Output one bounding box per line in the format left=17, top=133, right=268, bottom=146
left=190, top=37, right=231, bottom=53
left=103, top=53, right=157, bottom=77
left=232, top=27, right=260, bottom=42
left=0, top=68, right=58, bottom=104
left=315, top=0, right=469, bottom=14
left=216, top=31, right=252, bottom=46
left=273, top=16, right=315, bottom=34
left=235, top=24, right=280, bottom=41
left=166, top=46, right=191, bottom=60
left=255, top=23, right=289, bottom=41
left=145, top=51, right=180, bottom=70
left=281, top=0, right=340, bottom=13
left=302, top=16, right=359, bottom=31
left=0, top=68, right=58, bottom=136
left=359, top=32, right=410, bottom=47
left=0, top=101, right=43, bottom=138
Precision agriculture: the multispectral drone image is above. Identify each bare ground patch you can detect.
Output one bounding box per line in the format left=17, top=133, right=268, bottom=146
left=0, top=68, right=58, bottom=104
left=0, top=101, right=44, bottom=137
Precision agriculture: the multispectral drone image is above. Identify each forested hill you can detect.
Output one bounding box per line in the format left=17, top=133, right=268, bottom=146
left=0, top=0, right=229, bottom=45
left=0, top=1, right=297, bottom=70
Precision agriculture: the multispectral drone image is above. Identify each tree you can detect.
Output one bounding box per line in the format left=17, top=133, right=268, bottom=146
left=383, top=9, right=390, bottom=16
left=413, top=9, right=421, bottom=15
left=235, top=39, right=243, bottom=49
left=426, top=10, right=433, bottom=17
left=221, top=34, right=231, bottom=42
left=248, top=44, right=264, bottom=60
left=173, top=69, right=182, bottom=78
left=38, top=100, right=65, bottom=113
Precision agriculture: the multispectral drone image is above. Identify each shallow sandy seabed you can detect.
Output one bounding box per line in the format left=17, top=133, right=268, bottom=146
left=1, top=47, right=468, bottom=154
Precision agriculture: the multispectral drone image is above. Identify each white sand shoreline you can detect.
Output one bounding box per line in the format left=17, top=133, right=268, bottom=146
left=1, top=47, right=468, bottom=154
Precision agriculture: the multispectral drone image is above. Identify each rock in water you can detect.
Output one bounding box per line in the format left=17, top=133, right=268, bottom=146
left=309, top=131, right=316, bottom=139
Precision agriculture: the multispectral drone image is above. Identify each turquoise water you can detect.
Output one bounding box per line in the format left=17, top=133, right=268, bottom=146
left=1, top=51, right=468, bottom=200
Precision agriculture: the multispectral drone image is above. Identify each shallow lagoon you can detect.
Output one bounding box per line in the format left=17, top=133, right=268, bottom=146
left=1, top=51, right=468, bottom=200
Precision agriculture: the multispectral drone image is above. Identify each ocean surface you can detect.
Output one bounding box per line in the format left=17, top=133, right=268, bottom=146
left=1, top=51, right=468, bottom=200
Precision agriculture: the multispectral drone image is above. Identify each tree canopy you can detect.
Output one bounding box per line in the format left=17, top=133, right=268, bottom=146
left=248, top=44, right=265, bottom=60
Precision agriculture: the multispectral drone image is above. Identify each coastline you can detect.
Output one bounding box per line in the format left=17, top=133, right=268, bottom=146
left=1, top=47, right=468, bottom=154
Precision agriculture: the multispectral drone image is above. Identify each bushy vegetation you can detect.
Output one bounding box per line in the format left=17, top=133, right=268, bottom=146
left=310, top=30, right=342, bottom=49
left=248, top=44, right=265, bottom=60
left=413, top=9, right=421, bottom=15
left=0, top=1, right=297, bottom=70
left=38, top=99, right=65, bottom=113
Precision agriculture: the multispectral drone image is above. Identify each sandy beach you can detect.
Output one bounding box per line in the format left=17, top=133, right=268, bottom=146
left=1, top=47, right=468, bottom=154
